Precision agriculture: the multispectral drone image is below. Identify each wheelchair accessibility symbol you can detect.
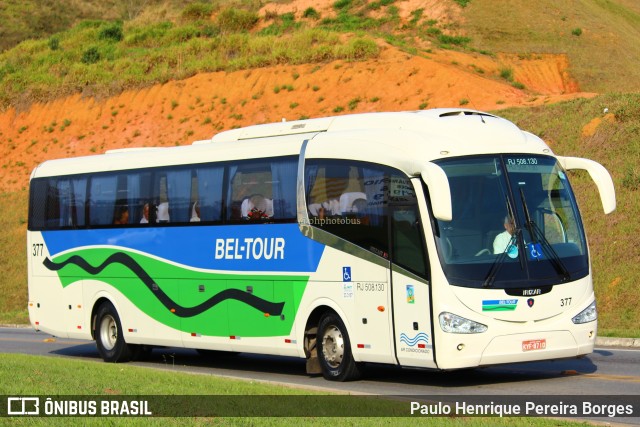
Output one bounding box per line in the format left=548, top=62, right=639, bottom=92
left=343, top=266, right=351, bottom=282
left=527, top=243, right=544, bottom=260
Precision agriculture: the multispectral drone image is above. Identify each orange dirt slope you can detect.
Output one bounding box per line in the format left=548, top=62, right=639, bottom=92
left=0, top=42, right=594, bottom=192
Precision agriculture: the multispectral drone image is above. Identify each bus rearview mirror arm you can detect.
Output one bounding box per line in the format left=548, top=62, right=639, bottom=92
left=421, top=163, right=452, bottom=221
left=557, top=156, right=616, bottom=214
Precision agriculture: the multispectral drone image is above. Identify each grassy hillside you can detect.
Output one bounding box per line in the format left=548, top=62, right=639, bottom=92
left=3, top=0, right=639, bottom=109
left=463, top=0, right=640, bottom=93
left=0, top=0, right=467, bottom=110
left=0, top=0, right=123, bottom=51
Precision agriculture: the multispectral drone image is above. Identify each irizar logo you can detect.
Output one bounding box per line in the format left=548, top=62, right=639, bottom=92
left=522, top=288, right=542, bottom=296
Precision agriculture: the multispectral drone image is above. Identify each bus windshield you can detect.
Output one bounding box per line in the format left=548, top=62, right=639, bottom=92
left=433, top=155, right=588, bottom=289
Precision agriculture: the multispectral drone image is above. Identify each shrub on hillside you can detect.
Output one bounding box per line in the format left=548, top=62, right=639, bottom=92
left=124, top=22, right=173, bottom=48
left=337, top=37, right=379, bottom=60
left=48, top=36, right=60, bottom=51
left=98, top=23, right=123, bottom=42
left=216, top=8, right=259, bottom=33
left=182, top=2, right=214, bottom=22
left=81, top=46, right=100, bottom=64
left=303, top=7, right=320, bottom=20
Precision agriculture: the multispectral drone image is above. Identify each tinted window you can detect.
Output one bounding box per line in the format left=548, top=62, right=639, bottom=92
left=28, top=156, right=297, bottom=230
left=433, top=155, right=589, bottom=288
left=306, top=160, right=417, bottom=259
left=391, top=204, right=427, bottom=276
left=227, top=158, right=297, bottom=222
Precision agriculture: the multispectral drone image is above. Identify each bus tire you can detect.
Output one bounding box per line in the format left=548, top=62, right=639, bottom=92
left=94, top=301, right=132, bottom=363
left=317, top=312, right=362, bottom=381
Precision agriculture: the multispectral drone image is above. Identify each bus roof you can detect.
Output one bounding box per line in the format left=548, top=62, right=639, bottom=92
left=30, top=109, right=553, bottom=179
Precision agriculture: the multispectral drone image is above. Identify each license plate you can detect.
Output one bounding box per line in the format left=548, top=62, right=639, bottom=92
left=522, top=339, right=546, bottom=352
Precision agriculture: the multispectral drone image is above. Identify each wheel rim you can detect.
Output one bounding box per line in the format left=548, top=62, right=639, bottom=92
left=321, top=324, right=344, bottom=368
left=99, top=314, right=118, bottom=351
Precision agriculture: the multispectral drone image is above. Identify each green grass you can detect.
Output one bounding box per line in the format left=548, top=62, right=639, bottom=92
left=0, top=354, right=591, bottom=426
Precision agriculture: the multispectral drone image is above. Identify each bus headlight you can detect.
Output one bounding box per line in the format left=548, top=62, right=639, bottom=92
left=572, top=301, right=597, bottom=324
left=439, top=312, right=487, bottom=334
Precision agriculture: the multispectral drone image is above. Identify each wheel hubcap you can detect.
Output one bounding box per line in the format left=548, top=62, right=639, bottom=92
left=321, top=325, right=344, bottom=368
left=100, top=315, right=117, bottom=351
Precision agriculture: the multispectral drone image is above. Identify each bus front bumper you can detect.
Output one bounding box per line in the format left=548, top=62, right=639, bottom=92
left=478, top=329, right=596, bottom=366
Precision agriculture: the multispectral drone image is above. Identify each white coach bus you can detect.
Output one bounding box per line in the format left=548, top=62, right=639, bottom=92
left=27, top=109, right=615, bottom=381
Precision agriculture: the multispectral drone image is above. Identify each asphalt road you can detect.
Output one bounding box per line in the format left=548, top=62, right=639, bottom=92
left=1, top=326, right=638, bottom=424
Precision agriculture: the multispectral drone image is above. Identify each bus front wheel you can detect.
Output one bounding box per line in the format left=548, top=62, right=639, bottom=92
left=94, top=301, right=133, bottom=363
left=317, top=312, right=362, bottom=381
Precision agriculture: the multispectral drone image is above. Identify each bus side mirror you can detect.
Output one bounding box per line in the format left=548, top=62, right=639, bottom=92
left=558, top=156, right=616, bottom=214
left=421, top=163, right=452, bottom=221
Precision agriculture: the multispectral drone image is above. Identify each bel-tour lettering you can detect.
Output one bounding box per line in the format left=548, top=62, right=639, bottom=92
left=215, top=237, right=285, bottom=260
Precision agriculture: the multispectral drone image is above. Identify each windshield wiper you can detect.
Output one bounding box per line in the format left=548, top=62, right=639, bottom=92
left=483, top=197, right=524, bottom=288
left=483, top=228, right=521, bottom=288
left=519, top=187, right=571, bottom=282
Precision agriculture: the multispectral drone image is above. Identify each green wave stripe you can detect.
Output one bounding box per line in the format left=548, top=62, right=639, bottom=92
left=53, top=248, right=309, bottom=337
left=482, top=305, right=517, bottom=312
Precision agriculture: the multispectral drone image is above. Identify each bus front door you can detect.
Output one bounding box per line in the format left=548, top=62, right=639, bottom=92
left=390, top=204, right=436, bottom=368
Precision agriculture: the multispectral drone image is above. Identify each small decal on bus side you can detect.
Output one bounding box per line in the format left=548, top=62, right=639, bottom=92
left=343, top=266, right=351, bottom=282
left=32, top=243, right=44, bottom=257
left=343, top=283, right=354, bottom=299
left=406, top=285, right=415, bottom=304
left=356, top=283, right=384, bottom=292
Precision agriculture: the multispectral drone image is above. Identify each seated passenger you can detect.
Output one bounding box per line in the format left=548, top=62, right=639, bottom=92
left=190, top=201, right=201, bottom=222
left=339, top=192, right=367, bottom=214
left=308, top=198, right=323, bottom=217
left=319, top=198, right=340, bottom=219
left=157, top=202, right=170, bottom=223
left=242, top=195, right=273, bottom=220
left=308, top=198, right=339, bottom=219
left=113, top=205, right=129, bottom=225
left=140, top=203, right=150, bottom=224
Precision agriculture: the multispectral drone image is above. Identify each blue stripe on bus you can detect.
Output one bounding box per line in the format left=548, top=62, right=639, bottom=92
left=41, top=223, right=325, bottom=273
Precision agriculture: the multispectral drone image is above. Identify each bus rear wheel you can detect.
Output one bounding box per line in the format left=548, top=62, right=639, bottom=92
left=317, top=312, right=362, bottom=381
left=95, top=301, right=133, bottom=363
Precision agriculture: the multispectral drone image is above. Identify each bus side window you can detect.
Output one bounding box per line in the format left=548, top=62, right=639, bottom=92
left=164, top=169, right=192, bottom=223
left=391, top=204, right=427, bottom=277
left=305, top=160, right=391, bottom=258
left=195, top=166, right=224, bottom=222
left=45, top=179, right=61, bottom=228
left=228, top=163, right=272, bottom=221
left=89, top=175, right=118, bottom=226
left=227, top=157, right=297, bottom=222
left=28, top=179, right=48, bottom=230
